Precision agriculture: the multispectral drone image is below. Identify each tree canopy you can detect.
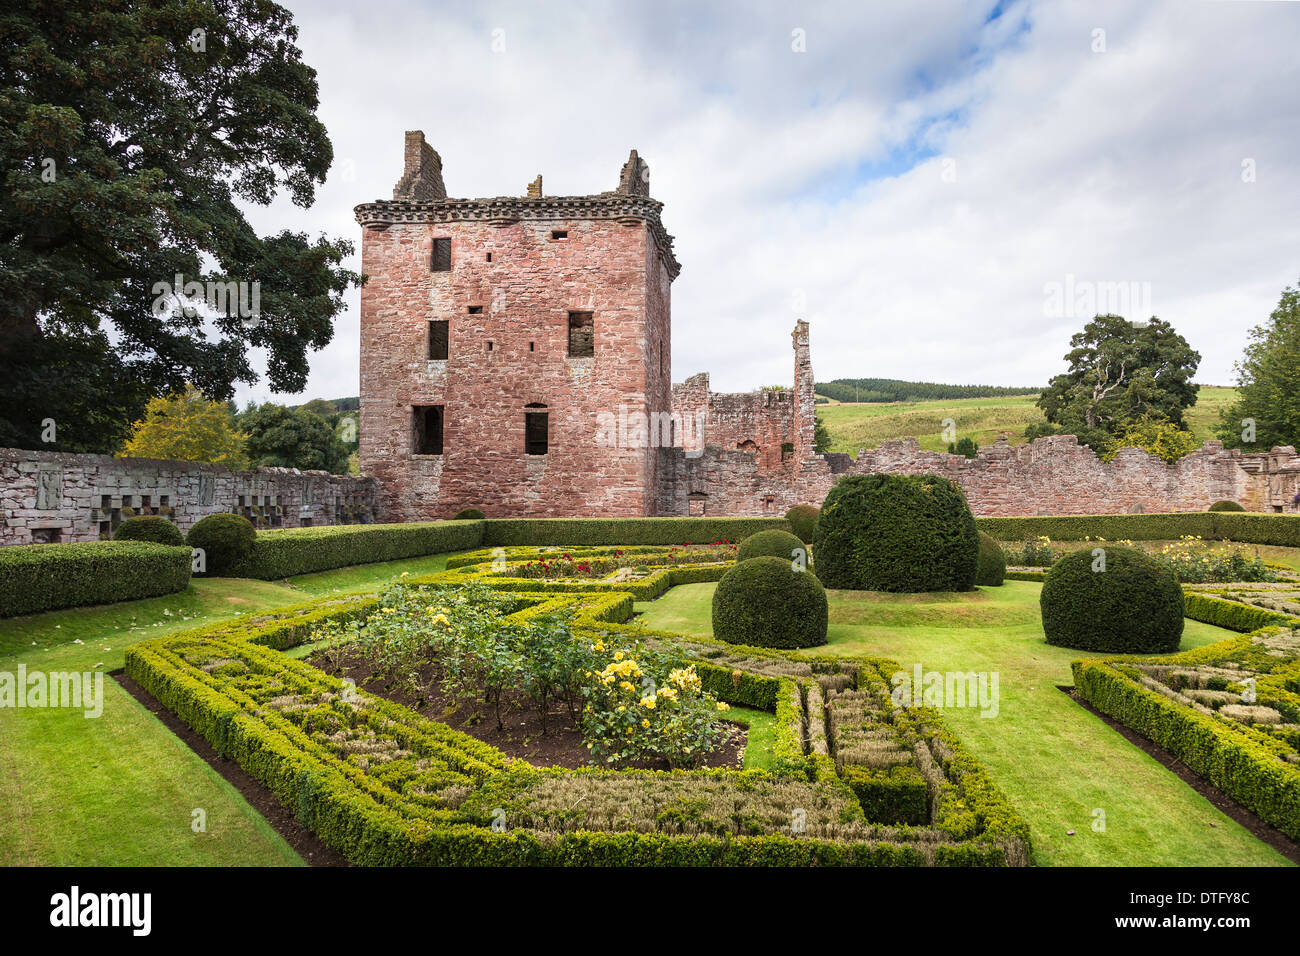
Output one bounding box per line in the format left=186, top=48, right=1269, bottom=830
left=1028, top=314, right=1200, bottom=451
left=239, top=402, right=350, bottom=473
left=1214, top=281, right=1300, bottom=452
left=0, top=0, right=360, bottom=453
left=121, top=386, right=248, bottom=467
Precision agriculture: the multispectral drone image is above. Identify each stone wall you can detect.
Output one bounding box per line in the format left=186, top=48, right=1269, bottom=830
left=659, top=434, right=1300, bottom=518
left=0, top=448, right=378, bottom=546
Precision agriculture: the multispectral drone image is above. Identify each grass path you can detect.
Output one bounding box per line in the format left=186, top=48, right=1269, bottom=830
left=0, top=552, right=454, bottom=866
left=635, top=580, right=1290, bottom=867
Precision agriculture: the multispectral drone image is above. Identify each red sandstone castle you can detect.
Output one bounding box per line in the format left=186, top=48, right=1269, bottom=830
left=354, top=133, right=1300, bottom=519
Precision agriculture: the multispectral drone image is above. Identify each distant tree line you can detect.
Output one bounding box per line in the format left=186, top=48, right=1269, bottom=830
left=815, top=379, right=1042, bottom=403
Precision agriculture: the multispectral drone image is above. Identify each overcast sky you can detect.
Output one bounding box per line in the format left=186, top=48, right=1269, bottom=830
left=238, top=0, right=1300, bottom=405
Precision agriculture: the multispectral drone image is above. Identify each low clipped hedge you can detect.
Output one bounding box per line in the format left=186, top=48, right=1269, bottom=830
left=1208, top=500, right=1245, bottom=512
left=482, top=517, right=788, bottom=547
left=231, top=521, right=484, bottom=579
left=785, top=505, right=820, bottom=543
left=974, top=532, right=1006, bottom=587
left=712, top=556, right=828, bottom=649
left=977, top=512, right=1300, bottom=548
left=841, top=764, right=929, bottom=826
left=1040, top=546, right=1184, bottom=653
left=814, top=473, right=979, bottom=593
left=736, top=528, right=806, bottom=563
left=1183, top=592, right=1297, bottom=632
left=0, top=541, right=191, bottom=617
left=1074, top=658, right=1300, bottom=842
left=187, top=513, right=256, bottom=576
left=113, top=515, right=185, bottom=547
left=454, top=508, right=486, bottom=520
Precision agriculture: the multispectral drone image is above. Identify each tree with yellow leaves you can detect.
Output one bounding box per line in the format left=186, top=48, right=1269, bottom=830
left=121, top=386, right=249, bottom=468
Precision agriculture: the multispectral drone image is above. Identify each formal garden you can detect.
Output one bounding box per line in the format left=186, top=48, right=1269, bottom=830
left=2, top=484, right=1299, bottom=866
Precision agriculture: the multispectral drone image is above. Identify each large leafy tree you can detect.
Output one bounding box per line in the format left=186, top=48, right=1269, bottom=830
left=1214, top=281, right=1300, bottom=452
left=122, top=385, right=248, bottom=467
left=240, top=402, right=350, bottom=473
left=1028, top=315, right=1201, bottom=451
left=0, top=0, right=360, bottom=452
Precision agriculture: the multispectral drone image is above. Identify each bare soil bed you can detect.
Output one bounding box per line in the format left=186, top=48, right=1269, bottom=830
left=308, top=646, right=747, bottom=771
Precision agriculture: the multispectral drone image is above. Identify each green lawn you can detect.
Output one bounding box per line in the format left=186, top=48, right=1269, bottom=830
left=635, top=580, right=1290, bottom=867
left=0, top=551, right=455, bottom=866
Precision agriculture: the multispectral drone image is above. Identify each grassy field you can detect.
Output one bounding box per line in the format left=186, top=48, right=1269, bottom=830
left=635, top=580, right=1290, bottom=867
left=815, top=385, right=1238, bottom=455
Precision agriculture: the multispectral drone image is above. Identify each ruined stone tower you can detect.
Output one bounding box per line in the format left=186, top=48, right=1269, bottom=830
left=354, top=134, right=680, bottom=519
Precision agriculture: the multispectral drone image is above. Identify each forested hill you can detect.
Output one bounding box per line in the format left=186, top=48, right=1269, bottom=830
left=815, top=378, right=1042, bottom=403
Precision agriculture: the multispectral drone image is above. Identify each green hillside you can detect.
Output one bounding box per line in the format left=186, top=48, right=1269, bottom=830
left=816, top=386, right=1238, bottom=456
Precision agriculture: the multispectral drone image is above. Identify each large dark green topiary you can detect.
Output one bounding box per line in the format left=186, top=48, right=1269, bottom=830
left=113, top=515, right=185, bottom=547
left=1040, top=545, right=1184, bottom=653
left=784, top=504, right=820, bottom=543
left=737, top=528, right=806, bottom=563
left=974, top=532, right=1006, bottom=587
left=812, top=473, right=979, bottom=592
left=454, top=508, right=486, bottom=520
left=1208, top=500, right=1245, bottom=512
left=712, top=556, right=828, bottom=649
left=186, top=513, right=256, bottom=575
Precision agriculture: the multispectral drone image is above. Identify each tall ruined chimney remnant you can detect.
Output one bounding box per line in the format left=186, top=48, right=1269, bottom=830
left=393, top=130, right=446, bottom=201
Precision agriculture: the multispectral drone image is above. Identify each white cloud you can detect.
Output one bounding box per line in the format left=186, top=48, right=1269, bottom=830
left=235, top=0, right=1300, bottom=406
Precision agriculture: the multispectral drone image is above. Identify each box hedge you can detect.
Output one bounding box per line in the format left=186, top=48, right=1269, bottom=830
left=0, top=541, right=191, bottom=617
left=229, top=521, right=484, bottom=579
left=481, top=517, right=788, bottom=547
left=977, top=511, right=1300, bottom=547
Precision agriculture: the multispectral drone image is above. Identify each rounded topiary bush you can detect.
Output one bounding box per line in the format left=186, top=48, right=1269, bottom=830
left=186, top=513, right=256, bottom=575
left=1208, top=500, right=1245, bottom=512
left=113, top=515, right=185, bottom=547
left=712, top=556, right=828, bottom=649
left=737, top=528, right=806, bottom=563
left=812, top=473, right=979, bottom=592
left=974, top=532, right=1006, bottom=587
left=454, top=508, right=486, bottom=520
left=1040, top=545, right=1184, bottom=653
left=784, top=504, right=820, bottom=543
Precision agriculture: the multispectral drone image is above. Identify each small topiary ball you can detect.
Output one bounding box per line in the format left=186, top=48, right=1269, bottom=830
left=974, top=532, right=1006, bottom=587
left=1208, top=500, right=1245, bottom=512
left=712, top=556, right=828, bottom=649
left=1040, top=545, right=1184, bottom=653
left=784, top=504, right=820, bottom=543
left=113, top=515, right=185, bottom=547
left=186, top=513, right=256, bottom=575
left=737, top=528, right=806, bottom=563
left=812, top=473, right=979, bottom=592
left=454, top=508, right=486, bottom=520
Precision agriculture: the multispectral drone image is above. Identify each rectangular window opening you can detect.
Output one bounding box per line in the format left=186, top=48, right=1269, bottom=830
left=427, top=320, right=449, bottom=360
left=467, top=305, right=483, bottom=314
left=525, top=411, right=549, bottom=456
left=487, top=341, right=494, bottom=352
left=486, top=252, right=493, bottom=262
left=413, top=405, right=445, bottom=455
left=431, top=237, right=452, bottom=272
left=551, top=230, right=568, bottom=240
left=567, top=311, right=594, bottom=358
